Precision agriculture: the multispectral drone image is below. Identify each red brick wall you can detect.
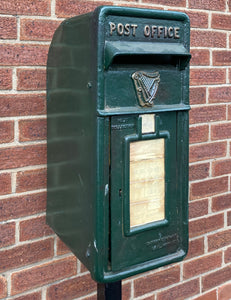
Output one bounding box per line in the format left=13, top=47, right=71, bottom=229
left=0, top=0, right=231, bottom=299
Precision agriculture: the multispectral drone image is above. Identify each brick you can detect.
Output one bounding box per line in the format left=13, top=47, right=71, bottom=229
left=228, top=211, right=231, bottom=226
left=189, top=199, right=208, bottom=219
left=118, top=3, right=163, bottom=9
left=191, top=30, right=226, bottom=48
left=202, top=265, right=231, bottom=291
left=190, top=87, right=206, bottom=105
left=193, top=290, right=217, bottom=300
left=157, top=279, right=200, bottom=300
left=0, top=238, right=53, bottom=272
left=190, top=68, right=226, bottom=86
left=189, top=105, right=226, bottom=125
left=80, top=262, right=88, bottom=273
left=0, top=121, right=15, bottom=143
left=189, top=163, right=210, bottom=181
left=186, top=237, right=204, bottom=259
left=189, top=125, right=209, bottom=144
left=0, top=276, right=7, bottom=299
left=208, top=229, right=231, bottom=251
left=0, top=173, right=11, bottom=195
left=0, top=192, right=46, bottom=221
left=0, top=144, right=46, bottom=170
left=20, top=216, right=53, bottom=241
left=56, top=0, right=113, bottom=18
left=190, top=49, right=210, bottom=66
left=0, top=44, right=48, bottom=66
left=82, top=296, right=96, bottom=300
left=209, top=86, right=231, bottom=103
left=189, top=0, right=226, bottom=11
left=19, top=119, right=47, bottom=141
left=224, top=247, right=231, bottom=263
left=138, top=297, right=154, bottom=300
left=47, top=274, right=96, bottom=300
left=0, top=68, right=12, bottom=89
left=190, top=176, right=228, bottom=200
left=12, top=291, right=42, bottom=300
left=57, top=237, right=71, bottom=255
left=122, top=281, right=131, bottom=300
left=134, top=266, right=180, bottom=297
left=186, top=11, right=208, bottom=28
left=0, top=0, right=50, bottom=16
left=0, top=94, right=46, bottom=117
left=17, top=68, right=46, bottom=91
left=218, top=283, right=231, bottom=300
left=0, top=222, right=15, bottom=248
left=211, top=123, right=231, bottom=140
left=228, top=105, right=231, bottom=120
left=21, top=19, right=61, bottom=41
left=189, top=214, right=224, bottom=238
left=213, top=51, right=231, bottom=66
left=212, top=159, right=231, bottom=176
left=183, top=252, right=222, bottom=279
left=142, top=0, right=186, bottom=7
left=11, top=257, right=77, bottom=295
left=212, top=194, right=231, bottom=212
left=189, top=142, right=226, bottom=163
left=16, top=168, right=47, bottom=193
left=0, top=17, right=17, bottom=39
left=212, top=14, right=231, bottom=30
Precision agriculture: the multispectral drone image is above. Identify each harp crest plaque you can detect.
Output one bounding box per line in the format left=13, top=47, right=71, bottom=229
left=132, top=71, right=160, bottom=107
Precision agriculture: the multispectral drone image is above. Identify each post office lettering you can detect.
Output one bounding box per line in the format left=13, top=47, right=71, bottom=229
left=109, top=22, right=138, bottom=36
left=109, top=22, right=180, bottom=39
left=144, top=25, right=180, bottom=39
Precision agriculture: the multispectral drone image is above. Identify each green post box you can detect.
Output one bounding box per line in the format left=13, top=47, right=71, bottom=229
left=46, top=6, right=191, bottom=283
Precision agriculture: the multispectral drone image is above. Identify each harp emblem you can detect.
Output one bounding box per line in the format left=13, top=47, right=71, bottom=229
left=132, top=71, right=160, bottom=107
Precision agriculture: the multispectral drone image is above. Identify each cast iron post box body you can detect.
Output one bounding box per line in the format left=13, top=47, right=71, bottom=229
left=47, top=6, right=191, bottom=283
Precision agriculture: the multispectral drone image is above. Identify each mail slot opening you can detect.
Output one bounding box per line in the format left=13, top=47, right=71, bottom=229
left=111, top=54, right=180, bottom=67
left=105, top=41, right=191, bottom=70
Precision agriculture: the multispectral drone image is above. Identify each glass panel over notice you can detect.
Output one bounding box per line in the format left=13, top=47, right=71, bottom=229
left=130, top=139, right=165, bottom=228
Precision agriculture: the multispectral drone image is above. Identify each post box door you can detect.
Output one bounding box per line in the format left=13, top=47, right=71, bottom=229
left=110, top=112, right=186, bottom=271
